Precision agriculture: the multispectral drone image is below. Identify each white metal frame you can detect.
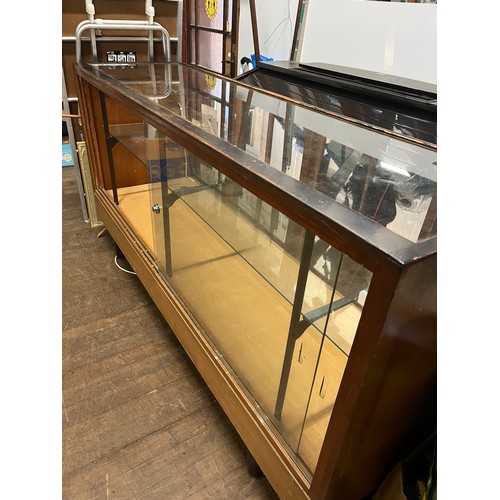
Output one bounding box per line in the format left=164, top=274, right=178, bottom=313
left=75, top=1, right=171, bottom=64
left=63, top=69, right=89, bottom=222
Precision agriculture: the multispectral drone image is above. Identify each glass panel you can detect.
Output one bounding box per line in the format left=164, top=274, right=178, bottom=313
left=94, top=63, right=437, bottom=244
left=101, top=120, right=372, bottom=477
left=196, top=31, right=223, bottom=73
left=239, top=69, right=437, bottom=144
left=145, top=124, right=188, bottom=271
left=238, top=97, right=437, bottom=243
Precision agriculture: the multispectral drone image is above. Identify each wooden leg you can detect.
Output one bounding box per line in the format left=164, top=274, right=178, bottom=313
left=246, top=448, right=263, bottom=478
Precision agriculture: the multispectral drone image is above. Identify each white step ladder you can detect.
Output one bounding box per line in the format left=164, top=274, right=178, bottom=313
left=69, top=1, right=175, bottom=221
left=75, top=0, right=172, bottom=64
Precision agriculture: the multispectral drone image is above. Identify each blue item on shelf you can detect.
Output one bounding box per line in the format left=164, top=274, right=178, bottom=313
left=250, top=54, right=274, bottom=68
left=62, top=143, right=74, bottom=167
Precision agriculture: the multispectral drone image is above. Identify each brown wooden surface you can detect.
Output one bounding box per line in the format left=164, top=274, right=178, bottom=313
left=299, top=128, right=326, bottom=187
left=76, top=79, right=106, bottom=191
left=84, top=86, right=150, bottom=190
left=290, top=0, right=304, bottom=61
left=310, top=256, right=437, bottom=499
left=248, top=0, right=260, bottom=63
left=63, top=165, right=279, bottom=499
left=75, top=63, right=437, bottom=500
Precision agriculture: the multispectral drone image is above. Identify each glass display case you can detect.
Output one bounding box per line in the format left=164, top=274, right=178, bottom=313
left=75, top=61, right=436, bottom=499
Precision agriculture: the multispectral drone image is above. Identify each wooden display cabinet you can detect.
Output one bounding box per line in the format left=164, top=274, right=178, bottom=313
left=75, top=60, right=436, bottom=499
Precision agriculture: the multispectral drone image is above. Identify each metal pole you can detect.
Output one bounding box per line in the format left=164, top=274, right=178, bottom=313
left=98, top=92, right=119, bottom=205
left=76, top=23, right=171, bottom=63
left=249, top=0, right=260, bottom=64
left=62, top=69, right=89, bottom=222
left=274, top=230, right=315, bottom=420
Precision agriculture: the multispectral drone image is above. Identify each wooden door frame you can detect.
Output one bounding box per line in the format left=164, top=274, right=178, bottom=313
left=182, top=0, right=240, bottom=77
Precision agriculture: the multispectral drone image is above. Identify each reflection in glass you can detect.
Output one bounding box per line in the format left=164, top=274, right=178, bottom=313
left=239, top=68, right=437, bottom=144
left=315, top=141, right=436, bottom=241
left=192, top=70, right=436, bottom=243
left=97, top=64, right=437, bottom=243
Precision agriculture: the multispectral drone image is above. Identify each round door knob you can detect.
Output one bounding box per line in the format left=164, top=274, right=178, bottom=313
left=152, top=203, right=161, bottom=214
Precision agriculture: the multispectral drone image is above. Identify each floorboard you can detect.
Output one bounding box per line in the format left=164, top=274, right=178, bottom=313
left=62, top=165, right=278, bottom=499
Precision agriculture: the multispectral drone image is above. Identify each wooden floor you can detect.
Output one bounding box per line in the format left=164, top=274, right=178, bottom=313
left=62, top=165, right=279, bottom=499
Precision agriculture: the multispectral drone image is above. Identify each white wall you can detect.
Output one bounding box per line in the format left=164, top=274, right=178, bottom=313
left=300, top=0, right=437, bottom=85
left=237, top=0, right=436, bottom=84
left=237, top=0, right=299, bottom=74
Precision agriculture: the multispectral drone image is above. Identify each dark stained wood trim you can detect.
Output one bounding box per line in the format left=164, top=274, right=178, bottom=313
left=248, top=0, right=260, bottom=64
left=419, top=192, right=437, bottom=240
left=311, top=255, right=437, bottom=498
left=77, top=59, right=437, bottom=500
left=76, top=77, right=105, bottom=189
left=290, top=0, right=304, bottom=62
left=188, top=24, right=230, bottom=35
left=182, top=0, right=189, bottom=64
left=230, top=0, right=240, bottom=78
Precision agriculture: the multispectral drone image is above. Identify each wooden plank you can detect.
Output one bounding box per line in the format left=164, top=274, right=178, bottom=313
left=63, top=404, right=271, bottom=499
left=63, top=345, right=192, bottom=427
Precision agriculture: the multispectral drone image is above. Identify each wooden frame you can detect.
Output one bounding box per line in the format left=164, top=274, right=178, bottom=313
left=182, top=0, right=240, bottom=76
left=75, top=61, right=436, bottom=498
